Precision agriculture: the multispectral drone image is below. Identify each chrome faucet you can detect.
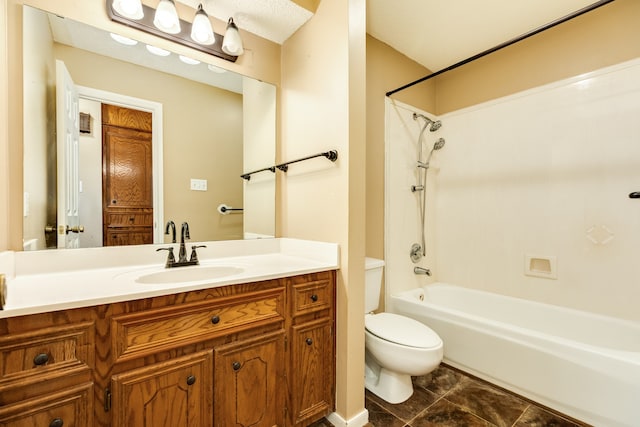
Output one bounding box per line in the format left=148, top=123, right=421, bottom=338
left=179, top=222, right=190, bottom=263
left=165, top=220, right=176, bottom=243
left=414, top=266, right=432, bottom=276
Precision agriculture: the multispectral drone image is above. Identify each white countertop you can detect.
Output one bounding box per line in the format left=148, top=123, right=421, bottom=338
left=0, top=238, right=339, bottom=318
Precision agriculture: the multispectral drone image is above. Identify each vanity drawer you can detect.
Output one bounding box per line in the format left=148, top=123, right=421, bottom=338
left=112, top=288, right=285, bottom=362
left=0, top=322, right=94, bottom=385
left=291, top=276, right=332, bottom=317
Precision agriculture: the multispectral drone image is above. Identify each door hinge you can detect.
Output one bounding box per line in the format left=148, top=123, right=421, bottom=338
left=104, top=388, right=112, bottom=412
left=284, top=335, right=288, bottom=350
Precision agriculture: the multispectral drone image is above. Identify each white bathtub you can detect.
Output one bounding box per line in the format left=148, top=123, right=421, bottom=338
left=390, top=283, right=640, bottom=427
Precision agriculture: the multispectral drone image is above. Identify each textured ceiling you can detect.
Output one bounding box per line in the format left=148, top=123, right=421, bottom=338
left=175, top=0, right=313, bottom=44
left=367, top=0, right=603, bottom=72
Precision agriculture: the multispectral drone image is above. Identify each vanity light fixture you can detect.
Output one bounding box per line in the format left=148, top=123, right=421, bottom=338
left=191, top=4, right=215, bottom=45
left=222, top=18, right=244, bottom=56
left=153, top=0, right=181, bottom=34
left=111, top=0, right=143, bottom=20
left=107, top=0, right=241, bottom=63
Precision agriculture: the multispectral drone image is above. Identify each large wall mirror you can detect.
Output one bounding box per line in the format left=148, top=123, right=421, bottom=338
left=22, top=5, right=276, bottom=251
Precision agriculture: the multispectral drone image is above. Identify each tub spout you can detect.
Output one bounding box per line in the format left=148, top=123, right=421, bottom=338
left=414, top=266, right=431, bottom=276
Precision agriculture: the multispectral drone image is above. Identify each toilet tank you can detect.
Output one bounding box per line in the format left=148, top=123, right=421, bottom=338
left=365, top=257, right=385, bottom=313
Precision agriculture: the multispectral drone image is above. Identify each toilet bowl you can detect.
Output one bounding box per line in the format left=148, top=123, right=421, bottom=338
left=364, top=258, right=443, bottom=404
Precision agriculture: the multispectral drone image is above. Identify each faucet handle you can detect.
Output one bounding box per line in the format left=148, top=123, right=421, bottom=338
left=157, top=247, right=176, bottom=267
left=189, top=245, right=207, bottom=263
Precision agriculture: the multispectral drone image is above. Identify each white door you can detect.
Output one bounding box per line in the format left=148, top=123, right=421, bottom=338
left=56, top=60, right=82, bottom=248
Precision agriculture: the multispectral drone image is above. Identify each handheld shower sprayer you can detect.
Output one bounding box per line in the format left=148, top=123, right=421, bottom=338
left=411, top=112, right=446, bottom=264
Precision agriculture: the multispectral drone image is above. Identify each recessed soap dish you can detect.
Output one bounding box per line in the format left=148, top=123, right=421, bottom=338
left=524, top=255, right=557, bottom=280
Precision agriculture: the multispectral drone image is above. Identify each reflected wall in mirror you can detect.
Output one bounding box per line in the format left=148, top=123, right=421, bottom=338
left=22, top=5, right=276, bottom=251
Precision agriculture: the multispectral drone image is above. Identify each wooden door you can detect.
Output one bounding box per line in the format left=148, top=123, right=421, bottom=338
left=55, top=60, right=81, bottom=248
left=102, top=104, right=153, bottom=246
left=214, top=331, right=285, bottom=427
left=110, top=350, right=213, bottom=427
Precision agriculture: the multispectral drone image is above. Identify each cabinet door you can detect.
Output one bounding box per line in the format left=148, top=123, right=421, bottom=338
left=0, top=383, right=93, bottom=427
left=214, top=331, right=285, bottom=427
left=290, top=320, right=334, bottom=426
left=111, top=350, right=213, bottom=427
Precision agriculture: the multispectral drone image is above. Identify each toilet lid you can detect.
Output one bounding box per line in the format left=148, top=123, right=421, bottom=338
left=365, top=313, right=441, bottom=349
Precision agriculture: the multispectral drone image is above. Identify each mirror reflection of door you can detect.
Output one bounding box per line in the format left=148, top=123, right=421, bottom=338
left=55, top=60, right=81, bottom=249
left=101, top=104, right=153, bottom=246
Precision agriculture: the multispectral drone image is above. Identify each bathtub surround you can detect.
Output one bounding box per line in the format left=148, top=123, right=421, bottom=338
left=385, top=58, right=640, bottom=322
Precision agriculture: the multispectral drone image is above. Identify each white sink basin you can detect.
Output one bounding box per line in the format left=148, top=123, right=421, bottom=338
left=135, top=265, right=244, bottom=284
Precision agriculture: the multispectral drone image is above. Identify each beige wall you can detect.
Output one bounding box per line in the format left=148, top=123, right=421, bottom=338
left=22, top=5, right=55, bottom=250
left=365, top=35, right=434, bottom=261
left=0, top=0, right=8, bottom=251
left=434, top=0, right=640, bottom=114
left=281, top=0, right=366, bottom=421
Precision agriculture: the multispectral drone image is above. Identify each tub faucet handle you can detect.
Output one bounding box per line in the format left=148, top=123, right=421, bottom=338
left=414, top=266, right=431, bottom=276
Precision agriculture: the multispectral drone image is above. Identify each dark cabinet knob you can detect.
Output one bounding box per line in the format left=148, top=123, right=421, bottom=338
left=211, top=315, right=220, bottom=324
left=186, top=375, right=196, bottom=386
left=33, top=353, right=49, bottom=366
left=310, top=294, right=318, bottom=302
left=305, top=338, right=313, bottom=346
left=232, top=362, right=241, bottom=371
left=49, top=418, right=64, bottom=427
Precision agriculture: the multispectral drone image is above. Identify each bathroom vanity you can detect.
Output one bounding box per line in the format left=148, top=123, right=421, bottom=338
left=0, top=239, right=338, bottom=427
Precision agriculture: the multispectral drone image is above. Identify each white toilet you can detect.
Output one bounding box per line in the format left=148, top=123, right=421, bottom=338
left=364, top=257, right=443, bottom=404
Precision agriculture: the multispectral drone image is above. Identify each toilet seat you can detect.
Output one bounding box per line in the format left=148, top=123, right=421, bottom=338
left=365, top=313, right=441, bottom=349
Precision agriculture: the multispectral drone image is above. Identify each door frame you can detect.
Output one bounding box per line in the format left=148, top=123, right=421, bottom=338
left=77, top=85, right=164, bottom=243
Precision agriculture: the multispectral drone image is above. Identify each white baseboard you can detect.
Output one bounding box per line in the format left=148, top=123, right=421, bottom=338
left=326, top=409, right=369, bottom=427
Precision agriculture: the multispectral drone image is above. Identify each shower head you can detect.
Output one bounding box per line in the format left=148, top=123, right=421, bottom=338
left=413, top=112, right=442, bottom=132
left=433, top=138, right=446, bottom=150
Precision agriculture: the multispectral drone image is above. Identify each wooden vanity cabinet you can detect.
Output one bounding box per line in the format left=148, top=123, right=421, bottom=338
left=287, top=272, right=336, bottom=427
left=0, top=270, right=336, bottom=427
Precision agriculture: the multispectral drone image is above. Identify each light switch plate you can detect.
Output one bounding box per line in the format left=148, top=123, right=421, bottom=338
left=190, top=179, right=208, bottom=191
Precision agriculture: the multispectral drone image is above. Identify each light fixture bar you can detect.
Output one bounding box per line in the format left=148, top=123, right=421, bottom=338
left=107, top=1, right=238, bottom=62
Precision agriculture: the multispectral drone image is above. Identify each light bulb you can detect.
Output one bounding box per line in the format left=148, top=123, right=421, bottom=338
left=222, top=18, right=244, bottom=56
left=153, top=0, right=181, bottom=34
left=179, top=55, right=200, bottom=65
left=110, top=33, right=138, bottom=46
left=191, top=4, right=215, bottom=45
left=112, top=0, right=144, bottom=20
left=146, top=45, right=171, bottom=56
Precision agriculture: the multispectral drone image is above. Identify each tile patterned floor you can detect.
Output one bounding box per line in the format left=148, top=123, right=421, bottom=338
left=310, top=364, right=591, bottom=427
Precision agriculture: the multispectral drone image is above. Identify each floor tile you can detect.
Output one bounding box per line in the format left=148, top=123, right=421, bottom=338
left=413, top=365, right=465, bottom=396
left=409, top=398, right=496, bottom=427
left=444, top=377, right=529, bottom=427
left=513, top=405, right=584, bottom=427
left=366, top=386, right=438, bottom=422
left=365, top=398, right=406, bottom=427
